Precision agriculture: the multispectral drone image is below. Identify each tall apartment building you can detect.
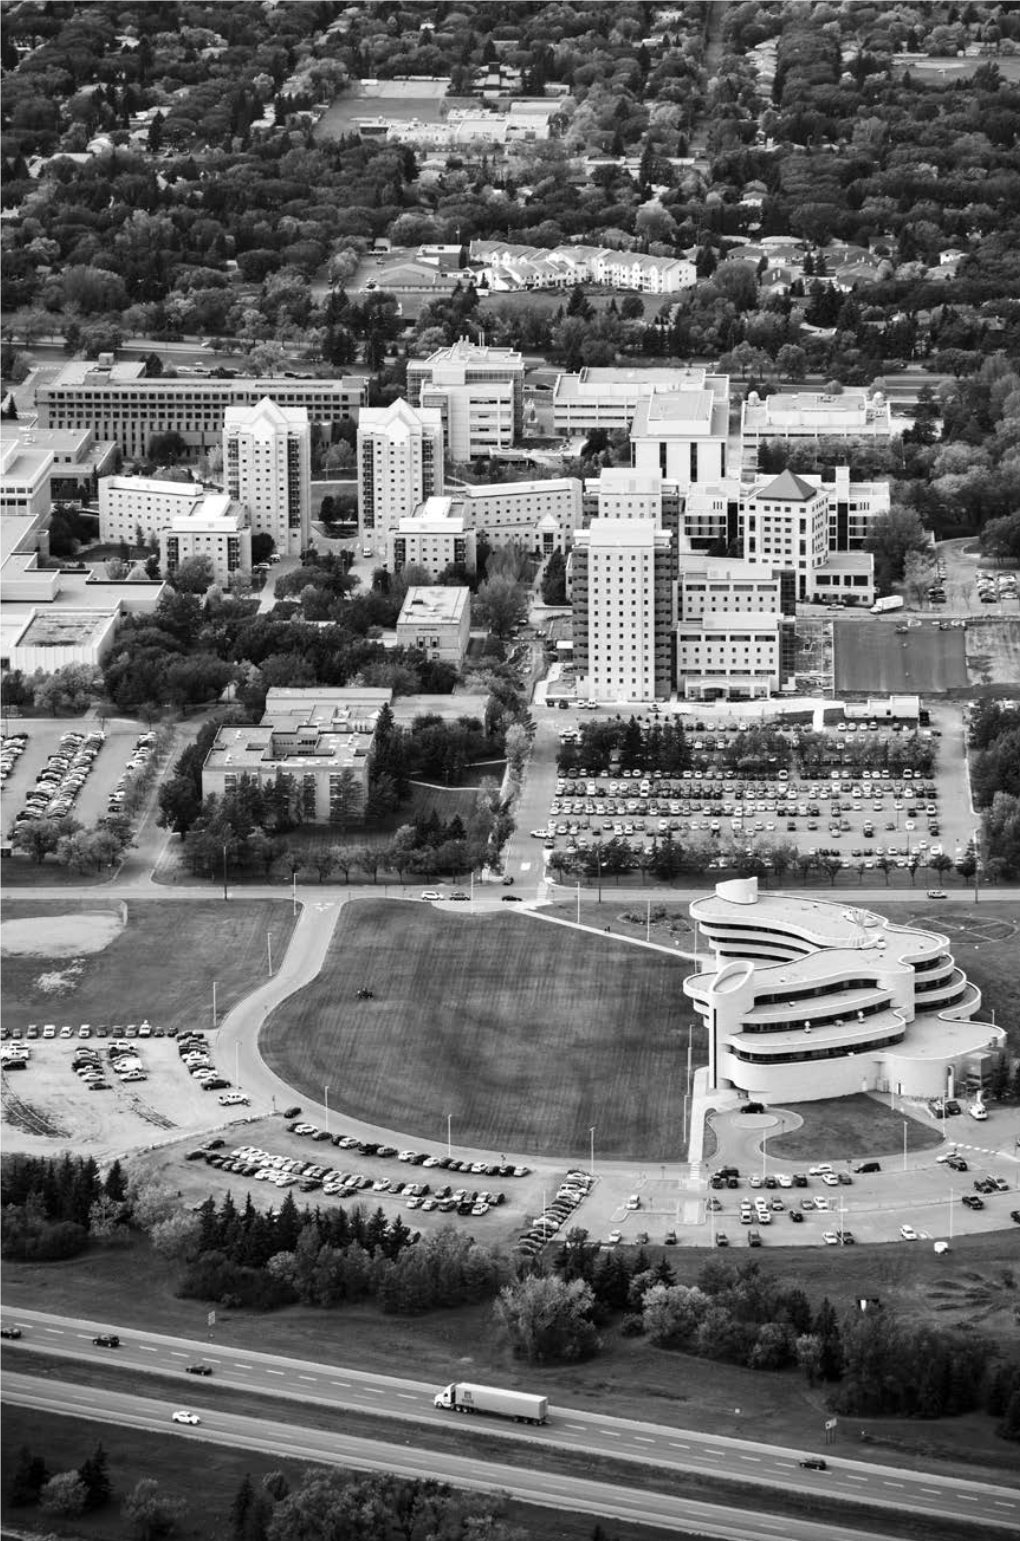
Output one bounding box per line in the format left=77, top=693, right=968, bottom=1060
left=406, top=338, right=524, bottom=455
left=357, top=399, right=444, bottom=553
left=571, top=519, right=673, bottom=702
left=36, top=359, right=369, bottom=460
left=223, top=398, right=310, bottom=556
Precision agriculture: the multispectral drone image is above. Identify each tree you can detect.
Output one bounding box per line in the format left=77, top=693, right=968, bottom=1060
left=864, top=507, right=932, bottom=595
left=7, top=1446, right=49, bottom=1507
left=78, top=1444, right=112, bottom=1512
left=171, top=555, right=215, bottom=595
left=474, top=574, right=528, bottom=638
left=30, top=662, right=102, bottom=715
left=494, top=1274, right=600, bottom=1363
left=39, top=1471, right=89, bottom=1518
left=158, top=775, right=204, bottom=839
left=541, top=549, right=568, bottom=605
left=123, top=1478, right=188, bottom=1540
left=13, top=816, right=77, bottom=864
left=328, top=768, right=362, bottom=835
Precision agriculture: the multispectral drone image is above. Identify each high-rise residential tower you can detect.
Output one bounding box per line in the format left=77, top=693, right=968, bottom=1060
left=223, top=397, right=310, bottom=556
left=356, top=399, right=444, bottom=554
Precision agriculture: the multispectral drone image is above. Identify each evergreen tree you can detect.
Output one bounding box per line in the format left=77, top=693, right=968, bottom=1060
left=77, top=1444, right=111, bottom=1512
left=8, top=1446, right=49, bottom=1506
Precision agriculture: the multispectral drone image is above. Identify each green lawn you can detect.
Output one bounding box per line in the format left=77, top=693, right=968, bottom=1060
left=262, top=901, right=692, bottom=1160
left=765, top=1094, right=943, bottom=1163
left=1, top=900, right=297, bottom=1036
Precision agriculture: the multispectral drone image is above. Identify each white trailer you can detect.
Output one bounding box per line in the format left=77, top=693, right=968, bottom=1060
left=434, top=1382, right=548, bottom=1424
left=870, top=595, right=904, bottom=613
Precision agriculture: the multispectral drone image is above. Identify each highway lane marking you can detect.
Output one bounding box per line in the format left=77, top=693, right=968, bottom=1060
left=669, top=1443, right=689, bottom=1450
left=397, top=1394, right=417, bottom=1401
left=921, top=1488, right=941, bottom=1496
left=299, top=1375, right=316, bottom=1382
left=43, top=1328, right=64, bottom=1334
left=958, top=1495, right=978, bottom=1502
left=603, top=1431, right=620, bottom=1438
left=992, top=1501, right=1015, bottom=1508
left=233, top=1363, right=248, bottom=1369
left=266, top=1370, right=284, bottom=1376
left=633, top=1437, right=654, bottom=1444
left=332, top=1382, right=350, bottom=1388
left=366, top=1387, right=385, bottom=1394
left=740, top=1455, right=760, bottom=1462
left=845, top=1476, right=868, bottom=1483
left=565, top=1423, right=585, bottom=1431
left=138, top=1345, right=156, bottom=1352
left=170, top=1351, right=187, bottom=1358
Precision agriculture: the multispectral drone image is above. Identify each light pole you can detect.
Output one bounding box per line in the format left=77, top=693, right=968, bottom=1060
left=222, top=842, right=229, bottom=901
left=212, top=981, right=217, bottom=1029
left=234, top=1041, right=239, bottom=1090
left=447, top=1112, right=452, bottom=1157
left=594, top=843, right=603, bottom=904
left=323, top=1084, right=330, bottom=1134
left=589, top=1125, right=595, bottom=1179
left=949, top=1187, right=954, bottom=1241
left=902, top=1119, right=908, bottom=1173
left=292, top=869, right=298, bottom=916
left=267, top=932, right=273, bottom=975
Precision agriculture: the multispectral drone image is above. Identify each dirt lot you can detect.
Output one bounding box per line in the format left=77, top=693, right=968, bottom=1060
left=964, top=617, right=1020, bottom=690
left=1, top=1037, right=250, bottom=1163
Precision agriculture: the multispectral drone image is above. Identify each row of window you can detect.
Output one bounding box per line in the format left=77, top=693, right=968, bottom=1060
left=731, top=1030, right=905, bottom=1064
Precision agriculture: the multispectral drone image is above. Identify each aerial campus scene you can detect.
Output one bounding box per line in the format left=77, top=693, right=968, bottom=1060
left=1, top=2, right=1020, bottom=1539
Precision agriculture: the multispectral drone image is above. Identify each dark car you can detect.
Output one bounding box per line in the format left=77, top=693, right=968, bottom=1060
left=744, top=1102, right=765, bottom=1114
left=281, top=1105, right=302, bottom=1118
left=664, top=1229, right=677, bottom=1245
left=1010, top=1210, right=1020, bottom=1224
left=854, top=1161, right=882, bottom=1174
left=1, top=1325, right=23, bottom=1339
left=799, top=1457, right=827, bottom=1471
left=792, top=1173, right=808, bottom=1187
left=185, top=1363, right=213, bottom=1376
left=962, top=1194, right=984, bottom=1210
left=501, top=894, right=522, bottom=903
left=945, top=1100, right=961, bottom=1116
left=947, top=1156, right=969, bottom=1172
left=789, top=1210, right=804, bottom=1223
left=207, top=1138, right=226, bottom=1150
left=840, top=1231, right=856, bottom=1244
left=93, top=1334, right=120, bottom=1348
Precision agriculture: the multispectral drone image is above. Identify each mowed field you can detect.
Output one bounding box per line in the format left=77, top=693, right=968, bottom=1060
left=262, top=901, right=690, bottom=1160
left=1, top=899, right=297, bottom=1037
left=833, top=620, right=969, bottom=693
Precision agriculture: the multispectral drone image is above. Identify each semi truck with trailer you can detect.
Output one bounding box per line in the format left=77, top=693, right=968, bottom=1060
left=870, top=595, right=904, bottom=613
left=433, top=1382, right=548, bottom=1424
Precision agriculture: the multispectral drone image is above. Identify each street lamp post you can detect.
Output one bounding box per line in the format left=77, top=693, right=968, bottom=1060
left=594, top=843, right=603, bottom=904
left=267, top=932, right=273, bottom=975
left=447, top=1112, right=452, bottom=1157
left=589, top=1125, right=595, bottom=1179
left=222, top=842, right=229, bottom=901
left=902, top=1119, right=908, bottom=1173
left=324, top=1083, right=330, bottom=1134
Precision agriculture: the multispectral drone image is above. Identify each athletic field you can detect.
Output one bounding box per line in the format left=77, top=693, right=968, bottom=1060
left=833, top=620, right=968, bottom=693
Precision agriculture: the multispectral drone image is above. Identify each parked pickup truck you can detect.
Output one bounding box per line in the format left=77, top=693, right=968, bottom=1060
left=434, top=1382, right=547, bottom=1425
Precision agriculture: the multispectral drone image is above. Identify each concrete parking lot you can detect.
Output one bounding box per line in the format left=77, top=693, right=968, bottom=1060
left=1, top=716, right=156, bottom=836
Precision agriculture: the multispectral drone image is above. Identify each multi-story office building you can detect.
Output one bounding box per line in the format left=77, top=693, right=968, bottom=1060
left=357, top=399, right=444, bottom=552
left=223, top=398, right=310, bottom=557
left=159, top=494, right=252, bottom=586
left=406, top=343, right=526, bottom=446
left=571, top=519, right=673, bottom=702
left=396, top=585, right=472, bottom=668
left=202, top=688, right=391, bottom=825
left=0, top=424, right=118, bottom=505
left=552, top=366, right=729, bottom=438
left=678, top=559, right=795, bottom=620
left=630, top=383, right=730, bottom=485
left=741, top=387, right=893, bottom=457
left=407, top=339, right=525, bottom=458
left=0, top=438, right=52, bottom=518
left=675, top=559, right=796, bottom=700
left=684, top=878, right=1005, bottom=1103
left=389, top=501, right=477, bottom=578
left=36, top=359, right=369, bottom=460
left=743, top=469, right=874, bottom=604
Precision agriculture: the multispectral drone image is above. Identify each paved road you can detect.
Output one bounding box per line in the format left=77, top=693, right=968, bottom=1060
left=3, top=1313, right=1017, bottom=1531
left=6, top=1372, right=944, bottom=1541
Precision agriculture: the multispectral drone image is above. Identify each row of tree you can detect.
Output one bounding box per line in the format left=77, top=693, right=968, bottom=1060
left=1, top=1153, right=126, bottom=1260
left=969, top=700, right=1020, bottom=879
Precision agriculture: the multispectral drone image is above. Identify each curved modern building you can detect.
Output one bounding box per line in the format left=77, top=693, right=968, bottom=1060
left=683, top=879, right=1004, bottom=1102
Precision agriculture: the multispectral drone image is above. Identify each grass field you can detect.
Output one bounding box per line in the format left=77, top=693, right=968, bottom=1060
left=965, top=617, right=1020, bottom=690
left=262, top=900, right=691, bottom=1160
left=833, top=621, right=969, bottom=693
left=765, top=1094, right=943, bottom=1161
left=1, top=900, right=297, bottom=1036
left=4, top=1229, right=1018, bottom=1478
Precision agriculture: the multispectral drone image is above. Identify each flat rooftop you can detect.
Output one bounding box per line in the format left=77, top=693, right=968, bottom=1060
left=397, top=586, right=469, bottom=625
left=14, top=609, right=112, bottom=646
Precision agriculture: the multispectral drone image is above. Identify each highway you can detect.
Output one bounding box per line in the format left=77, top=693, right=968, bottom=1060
left=2, top=1310, right=1015, bottom=1532
left=3, top=1371, right=929, bottom=1541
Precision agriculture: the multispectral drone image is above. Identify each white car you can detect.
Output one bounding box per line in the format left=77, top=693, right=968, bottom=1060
left=171, top=1410, right=201, bottom=1425
left=822, top=1231, right=840, bottom=1246
left=625, top=1194, right=641, bottom=1210
left=218, top=1092, right=249, bottom=1106
left=421, top=890, right=443, bottom=902
left=900, top=1224, right=918, bottom=1241
left=822, top=1172, right=840, bottom=1186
